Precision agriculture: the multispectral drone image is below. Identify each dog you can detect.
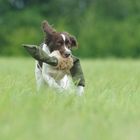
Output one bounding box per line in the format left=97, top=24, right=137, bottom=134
left=35, top=20, right=84, bottom=95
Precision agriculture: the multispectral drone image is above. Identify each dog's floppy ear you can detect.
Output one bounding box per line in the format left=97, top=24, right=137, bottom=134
left=42, top=20, right=56, bottom=35
left=70, top=35, right=78, bottom=48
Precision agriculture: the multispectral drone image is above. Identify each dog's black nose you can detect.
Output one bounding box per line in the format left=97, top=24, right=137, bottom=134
left=64, top=52, right=71, bottom=58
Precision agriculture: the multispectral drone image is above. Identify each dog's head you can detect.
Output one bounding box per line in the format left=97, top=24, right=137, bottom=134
left=42, top=20, right=78, bottom=58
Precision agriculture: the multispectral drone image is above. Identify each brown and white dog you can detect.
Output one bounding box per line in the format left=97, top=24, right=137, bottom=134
left=35, top=20, right=84, bottom=95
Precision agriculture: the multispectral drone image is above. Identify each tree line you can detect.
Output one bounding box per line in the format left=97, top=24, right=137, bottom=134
left=0, top=0, right=140, bottom=57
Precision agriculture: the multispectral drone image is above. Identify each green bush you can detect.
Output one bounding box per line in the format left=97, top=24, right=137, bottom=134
left=0, top=0, right=140, bottom=58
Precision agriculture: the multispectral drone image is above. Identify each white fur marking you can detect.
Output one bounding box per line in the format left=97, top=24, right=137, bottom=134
left=61, top=34, right=71, bottom=53
left=42, top=43, right=50, bottom=54
left=61, top=34, right=66, bottom=41
left=64, top=46, right=71, bottom=53
left=43, top=43, right=47, bottom=48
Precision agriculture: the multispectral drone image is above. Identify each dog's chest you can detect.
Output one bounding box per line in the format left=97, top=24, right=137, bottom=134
left=44, top=64, right=70, bottom=80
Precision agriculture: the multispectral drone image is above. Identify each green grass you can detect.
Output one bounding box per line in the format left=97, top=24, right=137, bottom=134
left=0, top=57, right=140, bottom=140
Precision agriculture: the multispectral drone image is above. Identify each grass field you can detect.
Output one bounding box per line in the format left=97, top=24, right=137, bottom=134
left=0, top=57, right=140, bottom=140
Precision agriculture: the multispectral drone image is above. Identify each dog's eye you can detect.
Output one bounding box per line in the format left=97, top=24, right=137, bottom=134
left=65, top=40, right=70, bottom=45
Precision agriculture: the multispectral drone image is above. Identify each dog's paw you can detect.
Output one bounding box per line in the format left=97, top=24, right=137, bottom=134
left=76, top=86, right=84, bottom=96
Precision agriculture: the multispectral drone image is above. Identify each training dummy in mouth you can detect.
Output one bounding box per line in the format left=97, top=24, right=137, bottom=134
left=23, top=44, right=85, bottom=87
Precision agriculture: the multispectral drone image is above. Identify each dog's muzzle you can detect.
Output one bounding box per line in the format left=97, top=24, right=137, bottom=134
left=64, top=51, right=71, bottom=58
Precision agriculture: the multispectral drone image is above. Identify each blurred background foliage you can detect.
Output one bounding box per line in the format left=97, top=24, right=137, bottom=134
left=0, top=0, right=140, bottom=57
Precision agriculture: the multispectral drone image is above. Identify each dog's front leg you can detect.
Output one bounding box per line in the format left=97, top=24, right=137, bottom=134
left=42, top=65, right=63, bottom=92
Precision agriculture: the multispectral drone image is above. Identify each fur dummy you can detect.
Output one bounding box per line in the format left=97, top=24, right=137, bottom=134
left=49, top=50, right=73, bottom=70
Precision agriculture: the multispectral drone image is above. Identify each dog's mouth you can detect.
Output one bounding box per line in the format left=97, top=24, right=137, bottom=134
left=51, top=48, right=71, bottom=59
left=59, top=50, right=71, bottom=58
left=50, top=50, right=71, bottom=59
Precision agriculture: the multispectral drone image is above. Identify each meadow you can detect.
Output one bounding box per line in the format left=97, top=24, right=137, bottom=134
left=0, top=57, right=140, bottom=140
